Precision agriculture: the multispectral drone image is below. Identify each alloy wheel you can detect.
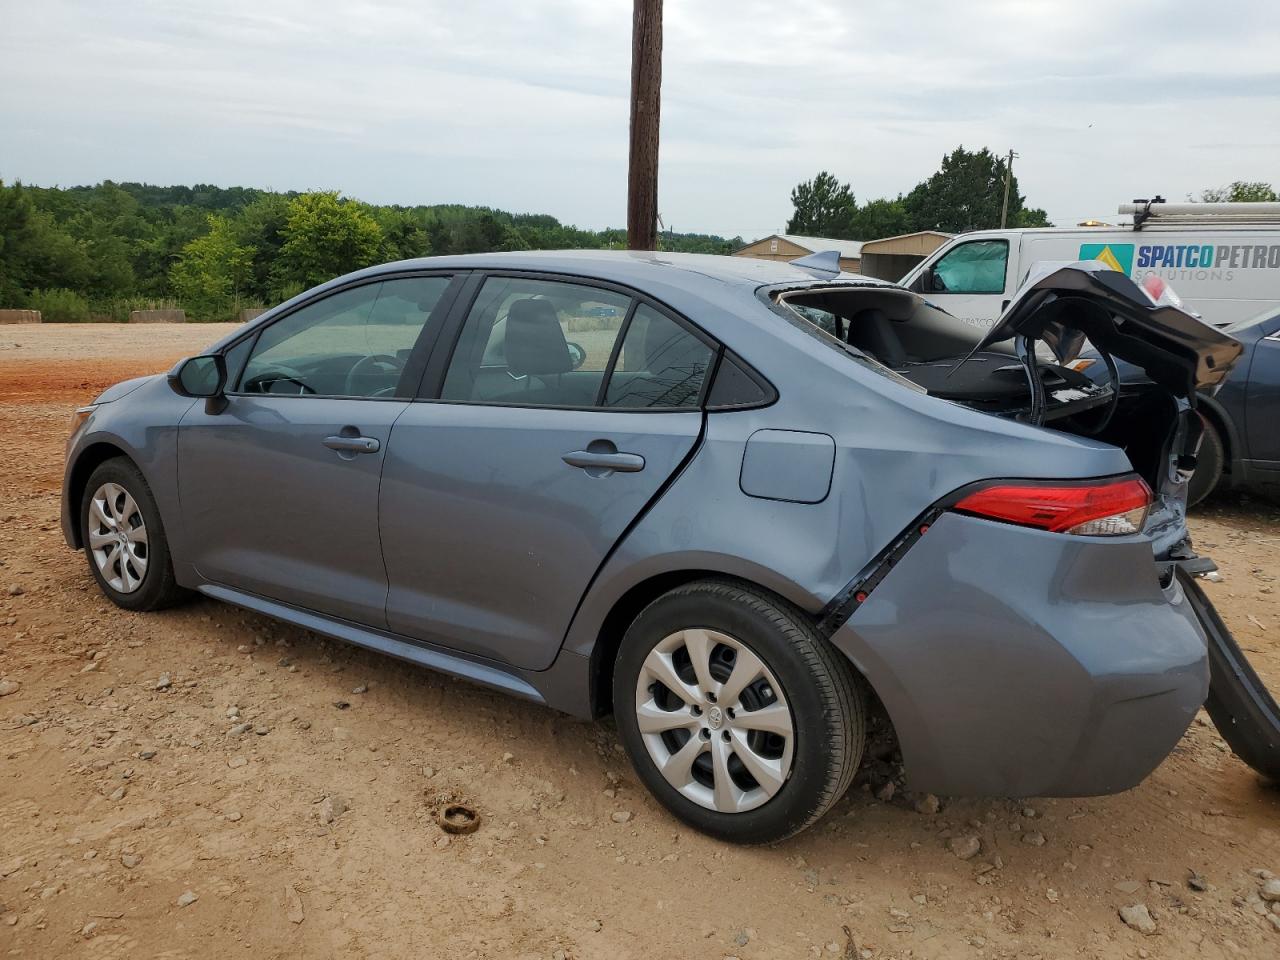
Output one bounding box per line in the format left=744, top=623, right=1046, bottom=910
left=88, top=482, right=149, bottom=593
left=634, top=628, right=795, bottom=813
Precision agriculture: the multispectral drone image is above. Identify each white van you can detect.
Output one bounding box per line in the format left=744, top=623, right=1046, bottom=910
left=899, top=201, right=1280, bottom=328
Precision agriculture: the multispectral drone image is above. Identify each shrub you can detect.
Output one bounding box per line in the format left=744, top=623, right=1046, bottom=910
left=27, top=288, right=90, bottom=322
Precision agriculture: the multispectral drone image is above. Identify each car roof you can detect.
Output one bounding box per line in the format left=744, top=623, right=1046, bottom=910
left=356, top=249, right=897, bottom=294
left=208, top=250, right=902, bottom=368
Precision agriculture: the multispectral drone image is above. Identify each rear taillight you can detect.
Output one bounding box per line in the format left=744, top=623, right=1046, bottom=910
left=952, top=476, right=1153, bottom=536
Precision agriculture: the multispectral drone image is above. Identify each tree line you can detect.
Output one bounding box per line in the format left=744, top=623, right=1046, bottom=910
left=786, top=147, right=1052, bottom=239
left=0, top=181, right=742, bottom=321
left=786, top=146, right=1277, bottom=240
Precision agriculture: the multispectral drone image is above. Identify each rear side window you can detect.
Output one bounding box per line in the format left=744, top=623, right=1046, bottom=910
left=441, top=276, right=632, bottom=407
left=604, top=305, right=714, bottom=409
left=930, top=240, right=1008, bottom=294
left=439, top=278, right=715, bottom=410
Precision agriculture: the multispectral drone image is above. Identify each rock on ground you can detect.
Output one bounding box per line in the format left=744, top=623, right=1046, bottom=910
left=1119, top=903, right=1157, bottom=935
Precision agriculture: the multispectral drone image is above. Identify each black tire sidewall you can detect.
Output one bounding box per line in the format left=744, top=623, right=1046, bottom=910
left=1188, top=419, right=1224, bottom=507
left=613, top=586, right=854, bottom=844
left=80, top=459, right=174, bottom=612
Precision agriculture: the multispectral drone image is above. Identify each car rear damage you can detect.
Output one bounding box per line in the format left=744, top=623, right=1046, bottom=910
left=760, top=260, right=1280, bottom=791
left=765, top=261, right=1242, bottom=566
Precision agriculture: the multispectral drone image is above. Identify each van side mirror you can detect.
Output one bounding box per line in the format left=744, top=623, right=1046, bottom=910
left=168, top=355, right=227, bottom=399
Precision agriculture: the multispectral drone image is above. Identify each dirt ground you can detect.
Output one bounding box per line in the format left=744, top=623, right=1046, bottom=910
left=1, top=323, right=1278, bottom=960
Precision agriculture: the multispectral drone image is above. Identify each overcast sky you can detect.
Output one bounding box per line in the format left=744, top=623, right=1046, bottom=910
left=3, top=0, right=1278, bottom=239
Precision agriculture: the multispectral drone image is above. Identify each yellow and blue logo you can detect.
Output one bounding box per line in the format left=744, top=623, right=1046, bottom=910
left=1079, top=243, right=1135, bottom=274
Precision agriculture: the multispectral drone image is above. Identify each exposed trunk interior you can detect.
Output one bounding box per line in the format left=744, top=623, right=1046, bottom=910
left=774, top=287, right=1186, bottom=499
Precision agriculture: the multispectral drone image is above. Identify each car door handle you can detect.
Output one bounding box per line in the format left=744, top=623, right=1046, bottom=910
left=323, top=435, right=380, bottom=454
left=562, top=450, right=645, bottom=473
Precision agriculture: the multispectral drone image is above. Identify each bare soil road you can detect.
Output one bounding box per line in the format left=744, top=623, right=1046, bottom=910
left=2, top=324, right=1278, bottom=959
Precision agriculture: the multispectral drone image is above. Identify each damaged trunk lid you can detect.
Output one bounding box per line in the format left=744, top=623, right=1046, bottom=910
left=974, top=261, right=1244, bottom=562
left=975, top=260, right=1242, bottom=398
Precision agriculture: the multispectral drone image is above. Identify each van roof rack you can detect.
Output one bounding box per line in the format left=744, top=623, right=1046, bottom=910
left=1120, top=197, right=1280, bottom=230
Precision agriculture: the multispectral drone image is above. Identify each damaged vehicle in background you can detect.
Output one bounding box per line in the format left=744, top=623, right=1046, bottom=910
left=62, top=251, right=1277, bottom=844
left=1072, top=300, right=1280, bottom=506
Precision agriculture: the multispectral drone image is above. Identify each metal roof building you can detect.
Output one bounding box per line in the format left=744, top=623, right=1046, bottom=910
left=733, top=234, right=865, bottom=274
left=734, top=231, right=952, bottom=281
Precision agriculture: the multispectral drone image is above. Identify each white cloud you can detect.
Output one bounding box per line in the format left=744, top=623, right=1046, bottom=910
left=2, top=0, right=1277, bottom=238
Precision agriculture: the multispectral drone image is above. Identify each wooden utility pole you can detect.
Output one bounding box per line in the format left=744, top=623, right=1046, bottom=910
left=627, top=0, right=663, bottom=250
left=999, top=148, right=1019, bottom=228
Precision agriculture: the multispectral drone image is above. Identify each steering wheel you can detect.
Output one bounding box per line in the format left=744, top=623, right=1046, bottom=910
left=344, top=353, right=406, bottom=397
left=242, top=365, right=316, bottom=395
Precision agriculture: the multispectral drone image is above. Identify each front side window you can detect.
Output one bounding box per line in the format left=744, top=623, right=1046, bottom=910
left=237, top=276, right=451, bottom=397
left=930, top=240, right=1009, bottom=295
left=441, top=277, right=632, bottom=407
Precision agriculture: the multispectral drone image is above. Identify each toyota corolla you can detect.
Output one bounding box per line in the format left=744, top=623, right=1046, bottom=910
left=62, top=251, right=1243, bottom=842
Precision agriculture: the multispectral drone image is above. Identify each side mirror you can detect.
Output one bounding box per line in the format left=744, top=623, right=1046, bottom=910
left=565, top=341, right=587, bottom=371
left=168, top=355, right=227, bottom=398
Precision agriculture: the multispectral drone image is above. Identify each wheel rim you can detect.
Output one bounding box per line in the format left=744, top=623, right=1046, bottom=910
left=88, top=482, right=149, bottom=594
left=635, top=629, right=795, bottom=814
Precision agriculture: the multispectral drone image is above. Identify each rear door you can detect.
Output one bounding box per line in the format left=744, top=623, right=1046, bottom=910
left=379, top=275, right=716, bottom=671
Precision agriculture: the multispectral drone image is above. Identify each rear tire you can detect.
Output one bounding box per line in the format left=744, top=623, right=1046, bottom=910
left=80, top=457, right=187, bottom=612
left=1188, top=418, right=1224, bottom=507
left=613, top=579, right=865, bottom=843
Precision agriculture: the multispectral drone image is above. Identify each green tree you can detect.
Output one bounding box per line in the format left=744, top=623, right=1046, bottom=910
left=231, top=193, right=292, bottom=301
left=786, top=171, right=857, bottom=237
left=903, top=147, right=1033, bottom=233
left=0, top=180, right=92, bottom=303
left=847, top=197, right=912, bottom=240
left=1200, top=181, right=1277, bottom=202
left=274, top=192, right=384, bottom=289
left=1015, top=206, right=1052, bottom=227
left=169, top=215, right=255, bottom=319
left=374, top=208, right=431, bottom=262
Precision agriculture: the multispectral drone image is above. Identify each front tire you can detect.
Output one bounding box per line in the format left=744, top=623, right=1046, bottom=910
left=80, top=457, right=186, bottom=612
left=613, top=579, right=865, bottom=844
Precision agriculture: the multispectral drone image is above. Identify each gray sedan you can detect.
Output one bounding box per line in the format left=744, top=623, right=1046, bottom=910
left=61, top=251, right=1242, bottom=842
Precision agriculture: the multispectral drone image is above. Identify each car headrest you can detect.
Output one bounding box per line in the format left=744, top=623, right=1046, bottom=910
left=505, top=299, right=571, bottom=376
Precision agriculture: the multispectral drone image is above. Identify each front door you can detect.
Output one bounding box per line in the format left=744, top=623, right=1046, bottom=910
left=178, top=274, right=456, bottom=626
left=380, top=276, right=717, bottom=671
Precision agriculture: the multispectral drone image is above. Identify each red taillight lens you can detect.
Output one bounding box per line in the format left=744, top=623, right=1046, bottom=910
left=952, top=476, right=1153, bottom=536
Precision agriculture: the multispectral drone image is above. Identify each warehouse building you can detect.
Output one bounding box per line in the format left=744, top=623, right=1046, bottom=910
left=733, top=234, right=864, bottom=274
left=734, top=230, right=951, bottom=281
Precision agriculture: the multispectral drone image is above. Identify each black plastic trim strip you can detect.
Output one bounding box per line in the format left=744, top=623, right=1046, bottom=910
left=816, top=506, right=942, bottom=637
left=817, top=470, right=1148, bottom=635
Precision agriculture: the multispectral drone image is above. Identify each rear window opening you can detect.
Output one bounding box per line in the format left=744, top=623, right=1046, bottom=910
left=770, top=285, right=1181, bottom=499
left=773, top=286, right=1112, bottom=424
